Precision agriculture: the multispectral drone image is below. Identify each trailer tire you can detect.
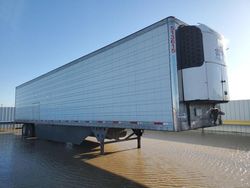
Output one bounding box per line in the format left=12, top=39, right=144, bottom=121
left=22, top=124, right=35, bottom=137
left=22, top=124, right=27, bottom=137
left=27, top=124, right=35, bottom=137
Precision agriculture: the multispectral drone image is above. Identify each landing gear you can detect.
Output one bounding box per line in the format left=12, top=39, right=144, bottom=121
left=91, top=127, right=108, bottom=155
left=22, top=124, right=35, bottom=137
left=133, top=129, right=144, bottom=149
left=91, top=127, right=144, bottom=155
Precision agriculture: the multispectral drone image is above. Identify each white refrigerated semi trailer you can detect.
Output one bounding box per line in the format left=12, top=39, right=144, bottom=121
left=15, top=17, right=229, bottom=154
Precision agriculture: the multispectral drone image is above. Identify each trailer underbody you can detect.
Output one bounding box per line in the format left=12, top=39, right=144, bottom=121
left=21, top=123, right=144, bottom=155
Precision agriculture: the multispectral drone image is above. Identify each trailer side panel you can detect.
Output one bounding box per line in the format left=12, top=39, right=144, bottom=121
left=15, top=20, right=174, bottom=130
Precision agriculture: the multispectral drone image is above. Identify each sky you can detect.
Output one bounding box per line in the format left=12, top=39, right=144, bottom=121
left=0, top=0, right=250, bottom=106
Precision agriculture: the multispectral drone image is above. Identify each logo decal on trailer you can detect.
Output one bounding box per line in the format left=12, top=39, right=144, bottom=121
left=170, top=26, right=176, bottom=53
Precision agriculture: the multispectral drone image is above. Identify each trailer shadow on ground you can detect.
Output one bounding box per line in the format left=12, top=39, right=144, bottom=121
left=0, top=131, right=147, bottom=188
left=72, top=139, right=138, bottom=160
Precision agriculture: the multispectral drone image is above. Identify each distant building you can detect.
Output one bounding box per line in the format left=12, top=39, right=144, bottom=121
left=221, top=100, right=250, bottom=125
left=0, top=107, right=15, bottom=122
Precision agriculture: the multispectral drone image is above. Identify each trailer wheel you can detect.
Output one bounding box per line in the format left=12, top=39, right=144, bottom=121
left=27, top=124, right=35, bottom=137
left=22, top=124, right=28, bottom=137
left=22, top=124, right=35, bottom=137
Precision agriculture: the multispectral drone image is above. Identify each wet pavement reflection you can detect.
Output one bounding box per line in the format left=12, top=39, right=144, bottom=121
left=0, top=129, right=249, bottom=188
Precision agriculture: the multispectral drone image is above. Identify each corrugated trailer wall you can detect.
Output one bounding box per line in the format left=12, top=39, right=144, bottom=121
left=0, top=107, right=15, bottom=122
left=15, top=19, right=175, bottom=131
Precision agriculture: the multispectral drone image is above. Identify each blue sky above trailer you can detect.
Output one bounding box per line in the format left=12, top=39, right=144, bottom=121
left=0, top=0, right=250, bottom=106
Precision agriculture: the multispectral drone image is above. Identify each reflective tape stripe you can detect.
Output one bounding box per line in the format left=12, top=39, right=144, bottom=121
left=129, top=121, right=138, bottom=125
left=154, top=122, right=164, bottom=125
